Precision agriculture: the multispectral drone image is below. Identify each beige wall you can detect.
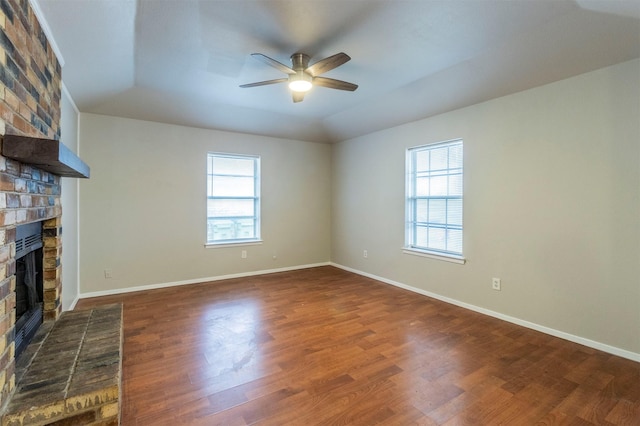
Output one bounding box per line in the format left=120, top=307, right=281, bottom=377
left=78, top=114, right=331, bottom=293
left=60, top=86, right=80, bottom=310
left=331, top=59, right=640, bottom=356
left=75, top=59, right=639, bottom=358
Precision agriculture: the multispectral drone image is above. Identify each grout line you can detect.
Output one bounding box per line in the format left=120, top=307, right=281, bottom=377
left=62, top=309, right=93, bottom=397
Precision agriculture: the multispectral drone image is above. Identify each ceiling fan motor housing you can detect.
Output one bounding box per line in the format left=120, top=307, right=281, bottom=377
left=240, top=51, right=357, bottom=101
left=288, top=53, right=313, bottom=92
left=290, top=53, right=310, bottom=71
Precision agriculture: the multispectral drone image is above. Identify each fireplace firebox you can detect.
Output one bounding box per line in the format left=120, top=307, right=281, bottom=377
left=14, top=221, right=44, bottom=360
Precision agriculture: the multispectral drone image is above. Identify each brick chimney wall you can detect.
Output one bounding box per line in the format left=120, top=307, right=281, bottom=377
left=0, top=0, right=63, bottom=409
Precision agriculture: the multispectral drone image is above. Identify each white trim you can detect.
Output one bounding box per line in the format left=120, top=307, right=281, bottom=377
left=331, top=262, right=640, bottom=363
left=205, top=240, right=263, bottom=249
left=75, top=106, right=82, bottom=313
left=74, top=181, right=81, bottom=307
left=403, top=248, right=466, bottom=264
left=62, top=82, right=79, bottom=115
left=408, top=137, right=464, bottom=151
left=68, top=294, right=80, bottom=311
left=78, top=262, right=330, bottom=299
left=29, top=0, right=65, bottom=67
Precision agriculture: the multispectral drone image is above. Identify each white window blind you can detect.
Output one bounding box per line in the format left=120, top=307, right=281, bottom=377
left=406, top=139, right=463, bottom=257
left=207, top=153, right=260, bottom=244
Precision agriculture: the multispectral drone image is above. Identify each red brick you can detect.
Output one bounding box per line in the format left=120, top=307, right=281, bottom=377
left=0, top=103, right=15, bottom=124
left=4, top=91, right=19, bottom=112
left=0, top=0, right=63, bottom=410
left=5, top=227, right=15, bottom=243
left=0, top=211, right=16, bottom=227
left=0, top=280, right=11, bottom=300
left=6, top=260, right=14, bottom=277
left=0, top=313, right=10, bottom=336
left=0, top=174, right=15, bottom=191
left=11, top=112, right=30, bottom=134
left=5, top=292, right=15, bottom=312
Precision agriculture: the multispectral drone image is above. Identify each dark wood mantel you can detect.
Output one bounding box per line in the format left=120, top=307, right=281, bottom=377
left=1, top=134, right=90, bottom=178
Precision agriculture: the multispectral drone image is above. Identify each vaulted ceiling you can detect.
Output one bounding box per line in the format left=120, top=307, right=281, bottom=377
left=34, top=0, right=640, bottom=143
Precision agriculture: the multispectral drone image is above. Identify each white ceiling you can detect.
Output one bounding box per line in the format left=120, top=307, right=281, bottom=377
left=34, top=0, right=640, bottom=143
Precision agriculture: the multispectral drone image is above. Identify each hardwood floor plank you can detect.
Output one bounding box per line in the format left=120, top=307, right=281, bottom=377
left=75, top=266, right=640, bottom=425
left=605, top=400, right=640, bottom=425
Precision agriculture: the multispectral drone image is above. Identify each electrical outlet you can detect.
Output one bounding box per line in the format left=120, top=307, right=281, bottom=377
left=492, top=277, right=501, bottom=291
left=104, top=269, right=112, bottom=279
left=241, top=250, right=247, bottom=259
left=363, top=250, right=368, bottom=258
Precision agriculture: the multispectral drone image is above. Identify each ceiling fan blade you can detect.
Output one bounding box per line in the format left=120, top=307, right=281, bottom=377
left=251, top=53, right=295, bottom=74
left=292, top=92, right=305, bottom=103
left=239, top=78, right=288, bottom=88
left=313, top=77, right=358, bottom=91
left=305, top=52, right=351, bottom=77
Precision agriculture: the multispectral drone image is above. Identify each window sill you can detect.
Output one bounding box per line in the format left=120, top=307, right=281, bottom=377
left=205, top=240, right=263, bottom=249
left=402, top=248, right=466, bottom=264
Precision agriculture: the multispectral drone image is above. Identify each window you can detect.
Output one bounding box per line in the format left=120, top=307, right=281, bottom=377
left=405, top=139, right=463, bottom=261
left=207, top=153, right=260, bottom=245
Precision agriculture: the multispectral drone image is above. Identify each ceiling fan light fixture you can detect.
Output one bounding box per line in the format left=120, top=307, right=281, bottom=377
left=241, top=52, right=356, bottom=102
left=288, top=71, right=312, bottom=92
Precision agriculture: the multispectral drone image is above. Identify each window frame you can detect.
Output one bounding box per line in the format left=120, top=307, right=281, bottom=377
left=205, top=152, right=261, bottom=247
left=404, top=139, right=465, bottom=264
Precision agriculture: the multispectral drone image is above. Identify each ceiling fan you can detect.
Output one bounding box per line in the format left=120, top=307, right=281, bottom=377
left=240, top=52, right=358, bottom=103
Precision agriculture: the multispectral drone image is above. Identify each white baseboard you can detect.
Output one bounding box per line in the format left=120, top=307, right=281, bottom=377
left=68, top=295, right=80, bottom=311
left=78, top=262, right=331, bottom=300
left=331, top=263, right=640, bottom=363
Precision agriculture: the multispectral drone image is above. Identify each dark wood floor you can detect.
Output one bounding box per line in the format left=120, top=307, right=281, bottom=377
left=75, top=266, right=640, bottom=425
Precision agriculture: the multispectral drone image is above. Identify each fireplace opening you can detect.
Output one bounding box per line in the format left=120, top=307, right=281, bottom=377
left=14, top=221, right=44, bottom=360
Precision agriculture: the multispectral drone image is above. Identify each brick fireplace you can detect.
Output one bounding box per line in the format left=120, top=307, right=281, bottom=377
left=0, top=0, right=64, bottom=410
